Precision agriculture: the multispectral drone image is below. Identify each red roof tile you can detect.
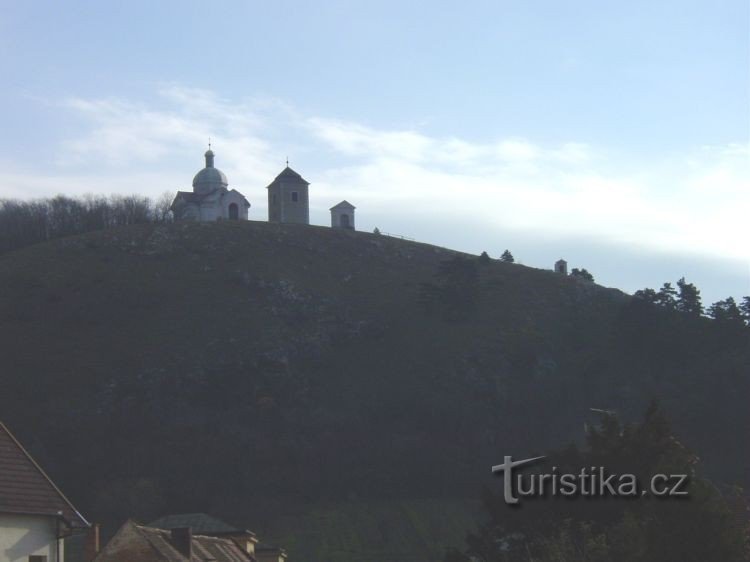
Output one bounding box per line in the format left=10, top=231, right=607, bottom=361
left=95, top=520, right=253, bottom=562
left=0, top=421, right=88, bottom=528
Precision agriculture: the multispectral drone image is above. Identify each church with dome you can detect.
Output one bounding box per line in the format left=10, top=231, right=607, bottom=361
left=171, top=147, right=356, bottom=230
left=170, top=148, right=251, bottom=221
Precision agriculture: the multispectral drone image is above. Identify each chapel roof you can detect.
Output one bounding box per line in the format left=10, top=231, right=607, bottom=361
left=266, top=166, right=309, bottom=187
left=192, top=149, right=229, bottom=193
left=172, top=190, right=249, bottom=207
left=330, top=200, right=355, bottom=210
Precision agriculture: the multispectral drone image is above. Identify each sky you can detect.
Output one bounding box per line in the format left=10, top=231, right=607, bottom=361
left=0, top=0, right=748, bottom=304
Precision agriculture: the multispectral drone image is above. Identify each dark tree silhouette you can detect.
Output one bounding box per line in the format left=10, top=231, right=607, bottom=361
left=500, top=250, right=515, bottom=263
left=634, top=287, right=659, bottom=305
left=0, top=193, right=173, bottom=254
left=655, top=282, right=678, bottom=310
left=708, top=297, right=746, bottom=327
left=676, top=277, right=703, bottom=316
left=447, top=403, right=748, bottom=562
left=739, top=296, right=750, bottom=325
left=570, top=267, right=594, bottom=282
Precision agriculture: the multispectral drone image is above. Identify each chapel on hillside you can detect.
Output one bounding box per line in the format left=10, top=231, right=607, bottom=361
left=171, top=149, right=251, bottom=221
left=172, top=147, right=356, bottom=230
left=330, top=200, right=355, bottom=230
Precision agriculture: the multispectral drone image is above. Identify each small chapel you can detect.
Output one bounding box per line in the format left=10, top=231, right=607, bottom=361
left=171, top=148, right=251, bottom=221
left=171, top=147, right=356, bottom=230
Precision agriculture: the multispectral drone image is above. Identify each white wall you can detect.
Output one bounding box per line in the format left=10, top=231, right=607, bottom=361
left=196, top=191, right=249, bottom=221
left=331, top=208, right=355, bottom=230
left=222, top=191, right=249, bottom=220
left=0, top=514, right=63, bottom=562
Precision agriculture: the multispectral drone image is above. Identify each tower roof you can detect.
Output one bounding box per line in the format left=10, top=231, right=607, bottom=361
left=266, top=166, right=309, bottom=187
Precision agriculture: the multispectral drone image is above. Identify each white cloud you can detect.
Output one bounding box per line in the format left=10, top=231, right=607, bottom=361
left=1, top=86, right=747, bottom=265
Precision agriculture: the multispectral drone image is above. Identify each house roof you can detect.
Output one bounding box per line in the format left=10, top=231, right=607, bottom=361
left=266, top=166, right=309, bottom=187
left=0, top=421, right=89, bottom=528
left=330, top=200, right=355, bottom=210
left=171, top=190, right=250, bottom=209
left=227, top=189, right=251, bottom=207
left=95, top=520, right=252, bottom=562
left=173, top=191, right=210, bottom=204
left=149, top=513, right=242, bottom=535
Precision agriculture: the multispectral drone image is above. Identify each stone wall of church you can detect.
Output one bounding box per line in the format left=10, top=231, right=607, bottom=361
left=221, top=191, right=249, bottom=220
left=268, top=183, right=309, bottom=225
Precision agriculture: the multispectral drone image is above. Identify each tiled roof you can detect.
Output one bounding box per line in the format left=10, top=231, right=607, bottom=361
left=95, top=520, right=252, bottom=562
left=172, top=190, right=250, bottom=206
left=149, top=513, right=241, bottom=535
left=0, top=421, right=88, bottom=528
left=330, top=200, right=355, bottom=210
left=173, top=191, right=211, bottom=204
left=266, top=166, right=309, bottom=187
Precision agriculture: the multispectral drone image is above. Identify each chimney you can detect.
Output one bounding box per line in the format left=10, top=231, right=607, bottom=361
left=170, top=527, right=192, bottom=558
left=83, top=523, right=100, bottom=562
left=226, top=531, right=257, bottom=554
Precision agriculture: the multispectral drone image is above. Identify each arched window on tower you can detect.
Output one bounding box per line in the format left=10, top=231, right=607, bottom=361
left=228, top=203, right=239, bottom=220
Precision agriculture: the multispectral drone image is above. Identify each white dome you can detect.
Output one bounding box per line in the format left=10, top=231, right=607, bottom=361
left=192, top=150, right=228, bottom=194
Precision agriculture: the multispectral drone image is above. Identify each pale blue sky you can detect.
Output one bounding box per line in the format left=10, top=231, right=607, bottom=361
left=0, top=1, right=748, bottom=304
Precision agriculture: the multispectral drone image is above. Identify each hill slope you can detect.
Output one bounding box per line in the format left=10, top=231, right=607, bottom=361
left=1, top=221, right=747, bottom=561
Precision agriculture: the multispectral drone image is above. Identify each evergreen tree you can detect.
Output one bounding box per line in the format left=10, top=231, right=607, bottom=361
left=655, top=282, right=678, bottom=310
left=634, top=287, right=659, bottom=305
left=500, top=249, right=515, bottom=263
left=447, top=402, right=747, bottom=562
left=739, top=296, right=750, bottom=326
left=708, top=297, right=745, bottom=327
left=676, top=277, right=703, bottom=316
left=570, top=268, right=594, bottom=282
left=478, top=251, right=491, bottom=265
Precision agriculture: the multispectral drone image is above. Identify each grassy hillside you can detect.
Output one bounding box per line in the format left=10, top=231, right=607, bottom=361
left=1, top=221, right=747, bottom=561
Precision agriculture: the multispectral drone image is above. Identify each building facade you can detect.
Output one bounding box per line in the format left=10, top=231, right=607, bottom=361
left=266, top=167, right=310, bottom=225
left=330, top=200, right=355, bottom=230
left=0, top=422, right=89, bottom=562
left=171, top=149, right=250, bottom=221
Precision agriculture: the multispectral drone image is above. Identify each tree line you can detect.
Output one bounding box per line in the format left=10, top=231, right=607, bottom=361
left=635, top=278, right=750, bottom=328
left=0, top=193, right=174, bottom=254
left=445, top=403, right=748, bottom=562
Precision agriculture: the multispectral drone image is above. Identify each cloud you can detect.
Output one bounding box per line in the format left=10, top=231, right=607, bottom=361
left=306, top=116, right=747, bottom=261
left=2, top=86, right=747, bottom=267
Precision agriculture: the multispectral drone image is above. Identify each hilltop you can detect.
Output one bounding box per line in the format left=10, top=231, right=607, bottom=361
left=1, top=221, right=748, bottom=562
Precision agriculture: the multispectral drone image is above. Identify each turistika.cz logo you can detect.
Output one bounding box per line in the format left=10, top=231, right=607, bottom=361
left=491, top=456, right=689, bottom=505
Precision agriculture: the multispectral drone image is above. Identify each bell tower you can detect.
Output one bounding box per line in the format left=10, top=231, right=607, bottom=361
left=266, top=164, right=310, bottom=224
